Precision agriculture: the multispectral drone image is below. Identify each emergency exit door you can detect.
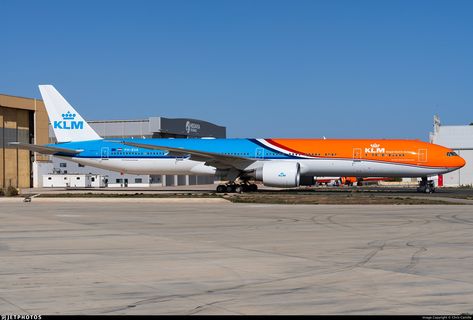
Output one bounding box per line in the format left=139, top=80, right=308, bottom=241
left=418, top=149, right=427, bottom=162
left=255, top=148, right=264, bottom=159
left=353, top=148, right=362, bottom=160
left=101, top=147, right=109, bottom=159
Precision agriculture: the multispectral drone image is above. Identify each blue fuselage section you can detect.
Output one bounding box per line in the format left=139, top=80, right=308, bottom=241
left=49, top=138, right=292, bottom=160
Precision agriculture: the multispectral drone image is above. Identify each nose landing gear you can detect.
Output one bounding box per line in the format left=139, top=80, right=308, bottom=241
left=417, top=177, right=435, bottom=193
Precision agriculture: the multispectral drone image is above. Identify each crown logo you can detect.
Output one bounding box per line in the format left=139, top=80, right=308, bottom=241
left=370, top=143, right=380, bottom=148
left=62, top=111, right=76, bottom=120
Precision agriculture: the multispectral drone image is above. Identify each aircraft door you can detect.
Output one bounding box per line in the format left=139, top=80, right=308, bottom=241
left=352, top=148, right=363, bottom=174
left=101, top=147, right=109, bottom=159
left=418, top=149, right=427, bottom=162
left=255, top=148, right=265, bottom=159
left=353, top=148, right=362, bottom=160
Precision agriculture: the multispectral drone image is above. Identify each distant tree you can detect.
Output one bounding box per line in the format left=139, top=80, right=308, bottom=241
left=470, top=122, right=473, bottom=125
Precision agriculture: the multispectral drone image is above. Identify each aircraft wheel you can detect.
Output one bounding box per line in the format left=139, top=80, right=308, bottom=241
left=226, top=185, right=235, bottom=193
left=241, top=184, right=250, bottom=192
left=216, top=185, right=226, bottom=193
left=249, top=184, right=258, bottom=192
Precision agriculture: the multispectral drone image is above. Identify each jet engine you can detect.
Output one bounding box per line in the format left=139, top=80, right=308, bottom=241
left=255, top=162, right=300, bottom=187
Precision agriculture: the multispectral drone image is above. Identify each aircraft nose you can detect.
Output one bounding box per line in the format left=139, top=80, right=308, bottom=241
left=458, top=156, right=466, bottom=168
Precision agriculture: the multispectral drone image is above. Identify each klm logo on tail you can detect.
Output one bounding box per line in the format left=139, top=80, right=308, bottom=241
left=53, top=111, right=84, bottom=130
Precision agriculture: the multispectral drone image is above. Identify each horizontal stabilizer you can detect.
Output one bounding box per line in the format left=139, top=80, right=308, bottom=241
left=9, top=142, right=82, bottom=155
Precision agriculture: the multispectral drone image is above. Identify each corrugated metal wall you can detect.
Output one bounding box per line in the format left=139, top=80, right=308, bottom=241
left=0, top=107, right=32, bottom=188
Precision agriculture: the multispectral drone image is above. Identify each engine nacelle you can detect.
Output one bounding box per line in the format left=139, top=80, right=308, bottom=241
left=255, top=162, right=300, bottom=188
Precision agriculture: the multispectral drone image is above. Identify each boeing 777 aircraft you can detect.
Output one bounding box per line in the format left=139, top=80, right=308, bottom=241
left=10, top=85, right=465, bottom=193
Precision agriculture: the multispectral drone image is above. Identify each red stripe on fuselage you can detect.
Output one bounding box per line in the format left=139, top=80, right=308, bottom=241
left=265, top=139, right=308, bottom=156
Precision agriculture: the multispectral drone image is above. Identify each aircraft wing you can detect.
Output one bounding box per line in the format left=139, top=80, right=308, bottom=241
left=9, top=142, right=82, bottom=156
left=120, top=141, right=254, bottom=170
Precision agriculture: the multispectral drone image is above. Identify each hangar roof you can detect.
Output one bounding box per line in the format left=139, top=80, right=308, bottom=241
left=49, top=116, right=226, bottom=140
left=431, top=124, right=473, bottom=149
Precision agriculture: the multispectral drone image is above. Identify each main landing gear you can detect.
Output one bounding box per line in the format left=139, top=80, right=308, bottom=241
left=417, top=177, right=435, bottom=193
left=216, top=182, right=258, bottom=193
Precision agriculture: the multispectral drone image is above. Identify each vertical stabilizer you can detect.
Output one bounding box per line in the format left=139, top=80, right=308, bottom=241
left=39, top=85, right=101, bottom=142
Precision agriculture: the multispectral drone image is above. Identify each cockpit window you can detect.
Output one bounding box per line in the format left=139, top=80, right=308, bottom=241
left=446, top=151, right=458, bottom=157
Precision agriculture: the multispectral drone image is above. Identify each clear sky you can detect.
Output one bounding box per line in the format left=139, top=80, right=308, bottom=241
left=2, top=0, right=473, bottom=139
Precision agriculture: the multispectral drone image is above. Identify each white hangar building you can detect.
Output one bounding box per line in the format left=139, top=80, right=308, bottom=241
left=430, top=115, right=473, bottom=187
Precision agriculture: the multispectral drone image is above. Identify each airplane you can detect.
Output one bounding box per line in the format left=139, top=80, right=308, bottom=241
left=362, top=177, right=393, bottom=185
left=313, top=176, right=393, bottom=186
left=314, top=177, right=342, bottom=185
left=340, top=176, right=395, bottom=186
left=10, top=85, right=466, bottom=194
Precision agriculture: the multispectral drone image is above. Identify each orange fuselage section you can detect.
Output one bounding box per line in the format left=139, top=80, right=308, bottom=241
left=268, top=139, right=465, bottom=169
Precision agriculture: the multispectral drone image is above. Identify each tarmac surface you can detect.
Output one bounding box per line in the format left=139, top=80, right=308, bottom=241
left=1, top=199, right=472, bottom=314
left=20, top=184, right=473, bottom=199
left=18, top=183, right=473, bottom=192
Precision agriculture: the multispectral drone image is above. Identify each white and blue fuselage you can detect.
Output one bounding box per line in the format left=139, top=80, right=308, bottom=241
left=52, top=138, right=456, bottom=178
left=10, top=85, right=464, bottom=191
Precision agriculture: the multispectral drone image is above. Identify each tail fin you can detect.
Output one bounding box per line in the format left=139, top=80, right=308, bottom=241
left=39, top=85, right=102, bottom=143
